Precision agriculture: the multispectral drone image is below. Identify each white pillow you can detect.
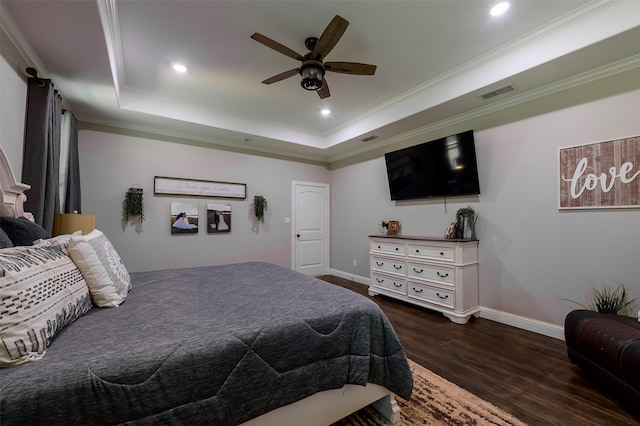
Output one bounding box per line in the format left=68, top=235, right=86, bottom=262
left=68, top=229, right=131, bottom=307
left=34, top=230, right=82, bottom=255
left=0, top=243, right=92, bottom=366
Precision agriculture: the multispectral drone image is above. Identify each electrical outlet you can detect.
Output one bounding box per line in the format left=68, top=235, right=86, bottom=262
left=352, top=259, right=357, bottom=266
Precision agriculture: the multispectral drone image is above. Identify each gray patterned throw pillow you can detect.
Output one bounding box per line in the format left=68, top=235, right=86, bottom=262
left=0, top=243, right=92, bottom=366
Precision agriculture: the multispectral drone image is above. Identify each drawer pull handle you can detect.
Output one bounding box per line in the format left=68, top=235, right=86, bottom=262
left=436, top=292, right=449, bottom=300
left=393, top=264, right=402, bottom=270
left=436, top=272, right=449, bottom=278
left=440, top=252, right=445, bottom=256
left=412, top=287, right=423, bottom=293
left=413, top=268, right=424, bottom=273
left=377, top=245, right=381, bottom=249
left=376, top=278, right=384, bottom=283
left=376, top=261, right=384, bottom=266
left=394, top=283, right=402, bottom=288
left=395, top=247, right=399, bottom=251
left=415, top=249, right=420, bottom=253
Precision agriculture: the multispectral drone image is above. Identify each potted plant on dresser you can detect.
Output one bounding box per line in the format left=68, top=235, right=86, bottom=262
left=454, top=206, right=476, bottom=239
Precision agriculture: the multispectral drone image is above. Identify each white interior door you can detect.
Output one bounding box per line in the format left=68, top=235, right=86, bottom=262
left=292, top=181, right=329, bottom=275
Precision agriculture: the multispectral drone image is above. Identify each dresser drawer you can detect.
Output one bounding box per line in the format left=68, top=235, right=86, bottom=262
left=371, top=273, right=406, bottom=295
left=371, top=241, right=405, bottom=256
left=408, top=283, right=454, bottom=308
left=408, top=244, right=454, bottom=262
left=371, top=256, right=405, bottom=276
left=407, top=262, right=454, bottom=285
left=369, top=236, right=478, bottom=324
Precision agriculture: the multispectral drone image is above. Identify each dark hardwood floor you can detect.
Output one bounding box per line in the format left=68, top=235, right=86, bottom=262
left=318, top=275, right=640, bottom=426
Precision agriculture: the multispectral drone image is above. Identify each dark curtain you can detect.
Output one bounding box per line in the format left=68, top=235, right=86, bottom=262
left=22, top=78, right=62, bottom=233
left=62, top=110, right=82, bottom=213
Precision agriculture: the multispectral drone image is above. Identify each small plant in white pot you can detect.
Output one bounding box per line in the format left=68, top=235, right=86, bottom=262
left=454, top=206, right=476, bottom=239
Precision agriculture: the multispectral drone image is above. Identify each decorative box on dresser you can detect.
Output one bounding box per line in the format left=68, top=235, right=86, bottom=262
left=368, top=235, right=479, bottom=324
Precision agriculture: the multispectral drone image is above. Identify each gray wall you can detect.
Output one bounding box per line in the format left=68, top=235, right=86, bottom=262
left=330, top=84, right=640, bottom=327
left=79, top=130, right=330, bottom=272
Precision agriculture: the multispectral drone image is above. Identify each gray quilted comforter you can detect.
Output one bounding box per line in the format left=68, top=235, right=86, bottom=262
left=0, top=262, right=413, bottom=425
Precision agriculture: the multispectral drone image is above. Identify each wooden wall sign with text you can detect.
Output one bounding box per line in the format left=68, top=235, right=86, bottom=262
left=154, top=176, right=246, bottom=199
left=558, top=136, right=640, bottom=209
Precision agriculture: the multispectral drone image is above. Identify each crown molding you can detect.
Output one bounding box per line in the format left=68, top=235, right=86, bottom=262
left=327, top=1, right=628, bottom=141
left=97, top=0, right=124, bottom=102
left=0, top=2, right=46, bottom=74
left=329, top=54, right=640, bottom=164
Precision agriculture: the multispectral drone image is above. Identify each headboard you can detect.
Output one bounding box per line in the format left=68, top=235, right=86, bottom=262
left=0, top=146, right=30, bottom=218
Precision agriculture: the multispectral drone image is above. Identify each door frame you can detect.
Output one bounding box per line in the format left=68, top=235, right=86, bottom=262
left=291, top=180, right=330, bottom=274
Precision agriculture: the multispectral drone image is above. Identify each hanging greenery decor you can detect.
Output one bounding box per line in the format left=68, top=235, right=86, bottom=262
left=122, top=187, right=145, bottom=233
left=254, top=194, right=268, bottom=224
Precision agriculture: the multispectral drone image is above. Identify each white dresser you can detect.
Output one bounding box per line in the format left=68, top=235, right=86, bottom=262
left=368, top=235, right=479, bottom=324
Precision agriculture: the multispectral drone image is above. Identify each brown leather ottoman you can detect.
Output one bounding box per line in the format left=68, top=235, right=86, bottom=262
left=565, top=309, right=640, bottom=410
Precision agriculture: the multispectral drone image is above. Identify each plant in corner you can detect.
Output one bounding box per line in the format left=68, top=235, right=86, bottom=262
left=122, top=187, right=144, bottom=234
left=564, top=281, right=638, bottom=316
left=254, top=194, right=268, bottom=224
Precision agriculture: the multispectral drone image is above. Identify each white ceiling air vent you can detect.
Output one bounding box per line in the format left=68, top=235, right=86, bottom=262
left=361, top=135, right=378, bottom=142
left=481, top=84, right=514, bottom=100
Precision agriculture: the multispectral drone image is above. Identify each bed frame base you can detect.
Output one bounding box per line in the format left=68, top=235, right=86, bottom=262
left=240, top=383, right=399, bottom=425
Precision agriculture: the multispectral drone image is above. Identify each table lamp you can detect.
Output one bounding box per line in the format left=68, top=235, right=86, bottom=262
left=52, top=212, right=96, bottom=236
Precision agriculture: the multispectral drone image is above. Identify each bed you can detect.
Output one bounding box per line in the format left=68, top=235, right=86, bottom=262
left=0, top=148, right=413, bottom=425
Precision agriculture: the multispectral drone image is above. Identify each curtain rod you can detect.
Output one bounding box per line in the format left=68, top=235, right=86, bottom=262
left=25, top=67, right=45, bottom=87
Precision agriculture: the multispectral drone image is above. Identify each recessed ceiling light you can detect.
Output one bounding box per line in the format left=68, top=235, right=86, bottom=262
left=490, top=2, right=510, bottom=16
left=173, top=63, right=188, bottom=73
left=321, top=109, right=331, bottom=116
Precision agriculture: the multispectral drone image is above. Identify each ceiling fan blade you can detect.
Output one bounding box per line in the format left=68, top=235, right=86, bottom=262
left=312, top=15, right=349, bottom=61
left=324, top=62, right=377, bottom=75
left=262, top=68, right=299, bottom=85
left=317, top=79, right=330, bottom=99
left=251, top=33, right=304, bottom=61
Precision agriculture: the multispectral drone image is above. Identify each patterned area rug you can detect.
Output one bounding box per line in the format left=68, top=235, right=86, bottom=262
left=333, top=359, right=527, bottom=425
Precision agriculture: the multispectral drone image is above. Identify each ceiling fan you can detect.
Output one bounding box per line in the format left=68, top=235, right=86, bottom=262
left=251, top=15, right=377, bottom=99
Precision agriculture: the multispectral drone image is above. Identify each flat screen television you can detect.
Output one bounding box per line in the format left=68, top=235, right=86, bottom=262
left=384, top=130, right=480, bottom=200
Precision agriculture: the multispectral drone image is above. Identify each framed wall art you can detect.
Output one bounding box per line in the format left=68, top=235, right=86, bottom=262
left=558, top=135, right=640, bottom=209
left=155, top=176, right=246, bottom=199
left=170, top=202, right=199, bottom=234
left=207, top=204, right=231, bottom=233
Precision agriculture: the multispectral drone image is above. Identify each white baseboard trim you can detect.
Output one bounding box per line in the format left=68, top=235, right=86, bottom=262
left=325, top=269, right=565, bottom=341
left=479, top=307, right=565, bottom=341
left=326, top=268, right=370, bottom=286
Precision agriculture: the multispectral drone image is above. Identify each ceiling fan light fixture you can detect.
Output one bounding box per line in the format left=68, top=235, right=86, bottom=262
left=300, top=61, right=325, bottom=91
left=251, top=15, right=375, bottom=98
